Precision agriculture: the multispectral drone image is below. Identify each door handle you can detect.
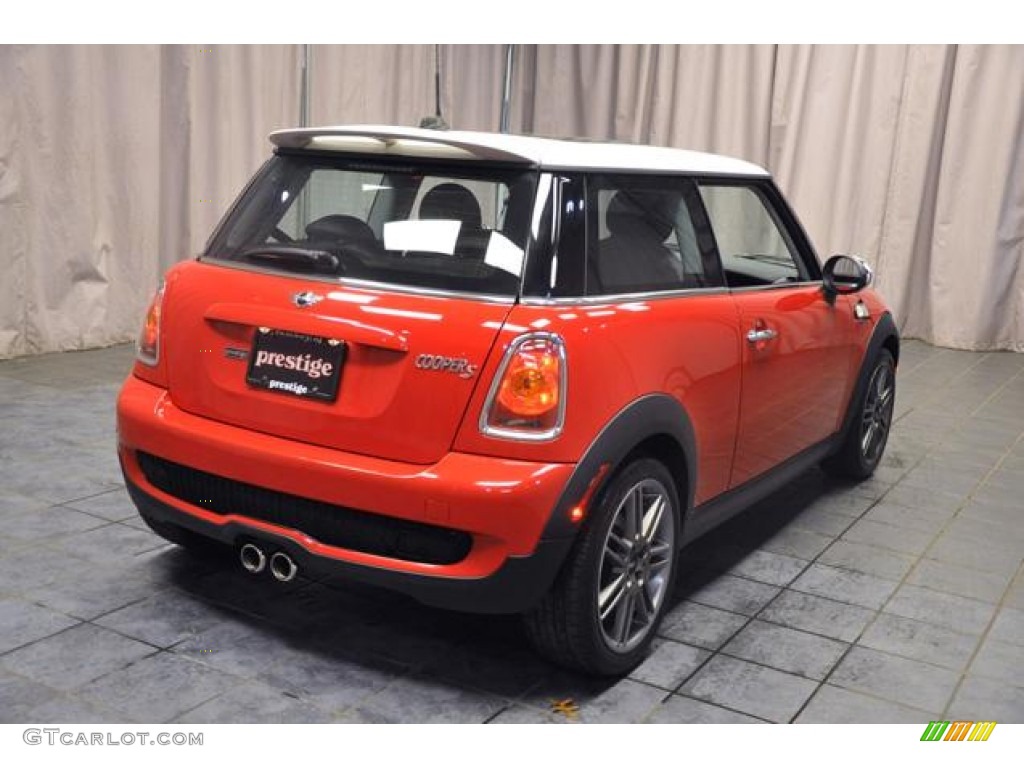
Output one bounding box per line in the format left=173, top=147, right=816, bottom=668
left=746, top=328, right=778, bottom=344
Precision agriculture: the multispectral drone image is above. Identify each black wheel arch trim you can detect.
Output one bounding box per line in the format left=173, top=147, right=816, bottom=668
left=541, top=393, right=697, bottom=541
left=834, top=311, right=899, bottom=452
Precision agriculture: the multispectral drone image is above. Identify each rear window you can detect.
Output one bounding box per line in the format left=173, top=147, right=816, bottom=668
left=205, top=154, right=538, bottom=297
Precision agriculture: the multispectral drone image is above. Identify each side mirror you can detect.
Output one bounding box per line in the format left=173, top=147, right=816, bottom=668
left=822, top=254, right=872, bottom=300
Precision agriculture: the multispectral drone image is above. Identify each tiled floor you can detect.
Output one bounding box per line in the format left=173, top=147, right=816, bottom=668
left=0, top=341, right=1022, bottom=723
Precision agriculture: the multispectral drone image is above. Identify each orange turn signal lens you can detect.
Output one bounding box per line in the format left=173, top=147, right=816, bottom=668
left=137, top=284, right=164, bottom=366
left=482, top=334, right=566, bottom=439
left=496, top=341, right=561, bottom=417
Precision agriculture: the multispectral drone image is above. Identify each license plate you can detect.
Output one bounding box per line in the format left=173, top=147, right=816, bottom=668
left=246, top=328, right=346, bottom=402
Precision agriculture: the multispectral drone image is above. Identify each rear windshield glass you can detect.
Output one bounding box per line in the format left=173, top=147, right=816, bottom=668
left=204, top=153, right=538, bottom=297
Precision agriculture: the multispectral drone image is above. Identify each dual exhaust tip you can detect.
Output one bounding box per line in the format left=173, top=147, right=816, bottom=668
left=239, top=543, right=298, bottom=582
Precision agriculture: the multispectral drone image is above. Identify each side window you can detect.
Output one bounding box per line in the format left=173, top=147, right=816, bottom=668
left=698, top=184, right=808, bottom=287
left=587, top=175, right=718, bottom=296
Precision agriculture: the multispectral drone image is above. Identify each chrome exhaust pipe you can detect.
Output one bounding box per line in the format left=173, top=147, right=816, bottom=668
left=269, top=551, right=298, bottom=583
left=239, top=543, right=266, bottom=574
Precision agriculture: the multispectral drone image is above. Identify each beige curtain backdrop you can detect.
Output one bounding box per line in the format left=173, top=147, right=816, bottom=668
left=1, top=44, right=1021, bottom=358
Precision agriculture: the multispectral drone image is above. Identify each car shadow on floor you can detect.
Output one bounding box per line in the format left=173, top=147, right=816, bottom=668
left=149, top=464, right=868, bottom=714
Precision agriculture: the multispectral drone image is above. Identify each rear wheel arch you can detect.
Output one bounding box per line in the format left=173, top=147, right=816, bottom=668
left=542, top=394, right=697, bottom=542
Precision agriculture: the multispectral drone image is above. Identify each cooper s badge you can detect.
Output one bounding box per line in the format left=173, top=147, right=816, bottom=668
left=414, top=354, right=478, bottom=379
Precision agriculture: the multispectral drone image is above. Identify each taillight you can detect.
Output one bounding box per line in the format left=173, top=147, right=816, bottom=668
left=136, top=283, right=164, bottom=366
left=481, top=333, right=566, bottom=440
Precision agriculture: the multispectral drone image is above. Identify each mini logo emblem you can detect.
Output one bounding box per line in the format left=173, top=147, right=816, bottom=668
left=292, top=291, right=323, bottom=308
left=414, top=354, right=478, bottom=379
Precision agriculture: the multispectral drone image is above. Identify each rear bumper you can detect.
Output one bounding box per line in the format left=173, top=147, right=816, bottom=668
left=117, top=375, right=578, bottom=613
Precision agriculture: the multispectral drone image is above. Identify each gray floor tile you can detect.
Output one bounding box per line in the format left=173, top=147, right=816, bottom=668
left=487, top=704, right=569, bottom=724
left=78, top=652, right=241, bottom=722
left=0, top=546, right=94, bottom=594
left=818, top=539, right=917, bottom=581
left=423, top=643, right=556, bottom=699
left=628, top=639, right=710, bottom=690
left=5, top=505, right=111, bottom=543
left=882, top=483, right=966, bottom=515
left=790, top=506, right=855, bottom=537
left=65, top=488, right=138, bottom=522
left=760, top=526, right=835, bottom=560
left=571, top=678, right=666, bottom=723
left=987, top=607, right=1024, bottom=647
left=1, top=624, right=155, bottom=692
left=174, top=618, right=327, bottom=680
left=795, top=684, right=934, bottom=723
left=862, top=500, right=954, bottom=535
left=94, top=589, right=229, bottom=648
left=646, top=694, right=764, bottom=723
left=926, top=530, right=1022, bottom=576
left=25, top=564, right=166, bottom=621
left=727, top=549, right=809, bottom=587
left=946, top=676, right=1024, bottom=723
left=841, top=519, right=936, bottom=557
left=680, top=655, right=817, bottom=723
left=884, top=584, right=997, bottom=636
left=24, top=694, right=126, bottom=724
left=354, top=675, right=507, bottom=724
left=799, top=492, right=875, bottom=519
left=0, top=597, right=79, bottom=654
left=723, top=619, right=848, bottom=680
left=175, top=680, right=334, bottom=723
left=659, top=601, right=748, bottom=650
left=0, top=669, right=58, bottom=722
left=686, top=573, right=781, bottom=616
left=969, top=638, right=1024, bottom=689
left=828, top=646, right=959, bottom=713
left=905, top=559, right=1011, bottom=604
left=860, top=613, right=980, bottom=671
left=47, top=523, right=170, bottom=566
left=258, top=647, right=403, bottom=713
left=759, top=590, right=874, bottom=643
left=790, top=563, right=899, bottom=610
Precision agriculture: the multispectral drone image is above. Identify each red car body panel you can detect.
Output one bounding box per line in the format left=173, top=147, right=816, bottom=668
left=453, top=295, right=743, bottom=505
left=156, top=260, right=515, bottom=466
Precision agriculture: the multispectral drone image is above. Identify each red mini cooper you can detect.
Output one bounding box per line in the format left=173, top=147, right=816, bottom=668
left=117, top=125, right=898, bottom=674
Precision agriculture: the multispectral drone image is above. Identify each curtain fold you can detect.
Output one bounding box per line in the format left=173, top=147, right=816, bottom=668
left=0, top=44, right=1021, bottom=358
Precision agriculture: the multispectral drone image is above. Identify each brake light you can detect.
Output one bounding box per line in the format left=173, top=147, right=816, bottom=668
left=137, top=284, right=164, bottom=366
left=481, top=333, right=566, bottom=440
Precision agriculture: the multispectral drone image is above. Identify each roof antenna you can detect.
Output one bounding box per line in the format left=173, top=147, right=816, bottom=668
left=419, top=44, right=449, bottom=130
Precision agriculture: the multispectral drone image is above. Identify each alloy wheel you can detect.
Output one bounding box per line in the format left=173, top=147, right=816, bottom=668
left=860, top=361, right=895, bottom=464
left=596, top=478, right=675, bottom=653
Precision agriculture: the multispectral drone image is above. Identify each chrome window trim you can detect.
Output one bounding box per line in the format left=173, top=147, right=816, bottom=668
left=519, top=286, right=731, bottom=306
left=728, top=280, right=824, bottom=294
left=479, top=332, right=567, bottom=442
left=198, top=256, right=517, bottom=305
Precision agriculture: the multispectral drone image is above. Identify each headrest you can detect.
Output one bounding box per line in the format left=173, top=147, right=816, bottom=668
left=420, top=183, right=482, bottom=230
left=605, top=191, right=676, bottom=242
left=305, top=214, right=377, bottom=245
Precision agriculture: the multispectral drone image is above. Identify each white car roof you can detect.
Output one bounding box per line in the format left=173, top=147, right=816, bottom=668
left=269, top=124, right=769, bottom=178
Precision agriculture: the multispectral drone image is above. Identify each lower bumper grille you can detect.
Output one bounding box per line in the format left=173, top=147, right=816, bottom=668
left=136, top=451, right=472, bottom=566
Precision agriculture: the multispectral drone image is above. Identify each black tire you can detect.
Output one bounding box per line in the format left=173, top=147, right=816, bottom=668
left=139, top=513, right=227, bottom=559
left=523, top=457, right=680, bottom=676
left=823, top=348, right=896, bottom=480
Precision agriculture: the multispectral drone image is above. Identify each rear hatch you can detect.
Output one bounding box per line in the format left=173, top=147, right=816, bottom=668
left=162, top=260, right=512, bottom=465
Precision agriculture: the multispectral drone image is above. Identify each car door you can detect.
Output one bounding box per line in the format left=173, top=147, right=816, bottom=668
left=699, top=181, right=856, bottom=488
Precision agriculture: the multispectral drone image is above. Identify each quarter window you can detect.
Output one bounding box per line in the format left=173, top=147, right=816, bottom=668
left=699, top=184, right=808, bottom=287
left=586, top=175, right=721, bottom=296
